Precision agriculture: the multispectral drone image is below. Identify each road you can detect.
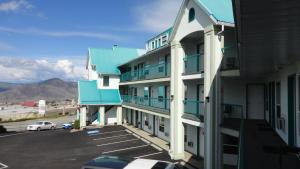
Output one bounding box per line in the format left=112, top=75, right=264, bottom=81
left=0, top=115, right=76, bottom=132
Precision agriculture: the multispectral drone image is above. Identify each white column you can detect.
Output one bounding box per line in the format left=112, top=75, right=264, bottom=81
left=76, top=108, right=80, bottom=120
left=204, top=25, right=224, bottom=169
left=99, top=106, right=105, bottom=126
left=116, top=106, right=122, bottom=125
left=80, top=107, right=87, bottom=128
left=169, top=41, right=185, bottom=160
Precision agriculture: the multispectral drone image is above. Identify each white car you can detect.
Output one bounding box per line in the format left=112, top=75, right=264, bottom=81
left=27, top=121, right=56, bottom=131
left=81, top=156, right=180, bottom=169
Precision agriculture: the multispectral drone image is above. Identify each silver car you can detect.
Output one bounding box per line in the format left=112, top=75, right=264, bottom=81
left=27, top=121, right=56, bottom=131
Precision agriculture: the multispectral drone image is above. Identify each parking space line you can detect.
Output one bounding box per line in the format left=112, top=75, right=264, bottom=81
left=89, top=130, right=126, bottom=136
left=0, top=132, right=29, bottom=138
left=96, top=138, right=139, bottom=147
left=102, top=144, right=149, bottom=154
left=93, top=134, right=132, bottom=140
left=0, top=162, right=8, bottom=169
left=135, top=152, right=163, bottom=158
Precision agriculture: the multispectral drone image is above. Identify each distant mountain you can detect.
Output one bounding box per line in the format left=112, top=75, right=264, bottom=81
left=0, top=78, right=78, bottom=103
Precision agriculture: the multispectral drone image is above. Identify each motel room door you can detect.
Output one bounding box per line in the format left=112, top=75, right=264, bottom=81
left=295, top=75, right=300, bottom=147
left=247, top=84, right=265, bottom=119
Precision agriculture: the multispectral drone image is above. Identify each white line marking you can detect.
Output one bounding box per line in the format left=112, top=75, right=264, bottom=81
left=0, top=162, right=8, bottom=169
left=89, top=130, right=126, bottom=136
left=93, top=134, right=132, bottom=140
left=102, top=144, right=149, bottom=154
left=0, top=132, right=29, bottom=138
left=140, top=138, right=150, bottom=144
left=97, top=138, right=139, bottom=147
left=135, top=152, right=163, bottom=158
left=150, top=144, right=163, bottom=151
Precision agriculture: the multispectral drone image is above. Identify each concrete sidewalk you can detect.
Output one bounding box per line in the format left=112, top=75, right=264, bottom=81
left=123, top=124, right=203, bottom=169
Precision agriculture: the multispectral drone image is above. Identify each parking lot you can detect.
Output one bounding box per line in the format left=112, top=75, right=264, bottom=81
left=0, top=125, right=179, bottom=169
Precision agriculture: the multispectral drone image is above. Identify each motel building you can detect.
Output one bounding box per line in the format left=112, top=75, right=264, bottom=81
left=78, top=0, right=300, bottom=169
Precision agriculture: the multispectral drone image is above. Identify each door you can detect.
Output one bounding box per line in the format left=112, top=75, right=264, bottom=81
left=288, top=75, right=296, bottom=146
left=296, top=75, right=300, bottom=147
left=247, top=85, right=265, bottom=119
left=135, top=111, right=139, bottom=128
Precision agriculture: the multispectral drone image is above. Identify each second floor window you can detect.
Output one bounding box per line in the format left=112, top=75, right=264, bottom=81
left=189, top=8, right=195, bottom=22
left=103, top=76, right=109, bottom=86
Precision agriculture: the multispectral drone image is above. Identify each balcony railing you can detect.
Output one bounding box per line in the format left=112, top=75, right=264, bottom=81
left=183, top=54, right=203, bottom=75
left=221, top=45, right=240, bottom=70
left=121, top=95, right=170, bottom=110
left=183, top=100, right=204, bottom=117
left=222, top=103, right=243, bottom=119
left=120, top=62, right=170, bottom=82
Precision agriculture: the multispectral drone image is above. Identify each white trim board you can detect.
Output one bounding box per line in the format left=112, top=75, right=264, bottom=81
left=182, top=118, right=204, bottom=127
left=119, top=77, right=170, bottom=86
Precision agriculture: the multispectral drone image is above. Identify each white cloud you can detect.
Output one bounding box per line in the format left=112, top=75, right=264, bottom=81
left=0, top=26, right=127, bottom=41
left=0, top=42, right=14, bottom=50
left=0, top=56, right=87, bottom=83
left=133, top=0, right=182, bottom=33
left=0, top=0, right=33, bottom=12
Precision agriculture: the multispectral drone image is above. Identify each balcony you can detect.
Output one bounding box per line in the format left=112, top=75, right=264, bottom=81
left=121, top=95, right=170, bottom=114
left=221, top=103, right=244, bottom=135
left=183, top=54, right=203, bottom=75
left=120, top=62, right=170, bottom=82
left=183, top=99, right=204, bottom=121
left=221, top=45, right=240, bottom=71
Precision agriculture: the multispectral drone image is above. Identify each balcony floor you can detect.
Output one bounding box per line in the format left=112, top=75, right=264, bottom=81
left=122, top=102, right=170, bottom=116
left=244, top=120, right=300, bottom=169
left=221, top=118, right=241, bottom=131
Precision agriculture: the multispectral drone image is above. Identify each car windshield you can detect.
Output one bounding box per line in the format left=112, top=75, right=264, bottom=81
left=151, top=162, right=169, bottom=169
left=35, top=122, right=43, bottom=125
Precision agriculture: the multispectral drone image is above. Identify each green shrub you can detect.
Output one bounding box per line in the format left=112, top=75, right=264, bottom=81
left=73, top=120, right=80, bottom=129
left=0, top=125, right=7, bottom=133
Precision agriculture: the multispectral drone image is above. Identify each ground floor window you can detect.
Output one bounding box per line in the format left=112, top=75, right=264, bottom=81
left=144, top=113, right=149, bottom=126
left=159, top=117, right=165, bottom=132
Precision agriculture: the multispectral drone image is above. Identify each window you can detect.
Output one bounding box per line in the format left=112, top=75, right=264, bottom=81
left=188, top=8, right=195, bottom=22
left=161, top=35, right=167, bottom=45
left=158, top=39, right=161, bottom=47
left=276, top=82, right=281, bottom=118
left=159, top=117, right=165, bottom=132
left=158, top=86, right=165, bottom=102
left=144, top=114, right=149, bottom=126
left=103, top=76, right=109, bottom=86
left=91, top=65, right=96, bottom=71
left=152, top=41, right=155, bottom=49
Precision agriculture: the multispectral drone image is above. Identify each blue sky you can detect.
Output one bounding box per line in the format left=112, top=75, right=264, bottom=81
left=0, top=0, right=181, bottom=82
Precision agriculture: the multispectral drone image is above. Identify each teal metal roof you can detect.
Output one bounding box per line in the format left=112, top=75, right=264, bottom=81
left=78, top=80, right=121, bottom=105
left=147, top=27, right=173, bottom=43
left=89, top=47, right=145, bottom=75
left=196, top=0, right=234, bottom=24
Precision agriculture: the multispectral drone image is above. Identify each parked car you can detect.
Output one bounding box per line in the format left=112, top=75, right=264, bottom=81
left=27, top=121, right=56, bottom=131
left=62, top=122, right=73, bottom=129
left=81, top=156, right=180, bottom=169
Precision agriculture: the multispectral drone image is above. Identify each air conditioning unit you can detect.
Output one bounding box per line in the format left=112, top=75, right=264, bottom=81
left=188, top=141, right=194, bottom=147
left=277, top=118, right=285, bottom=131
left=148, top=125, right=152, bottom=130
left=165, top=132, right=169, bottom=137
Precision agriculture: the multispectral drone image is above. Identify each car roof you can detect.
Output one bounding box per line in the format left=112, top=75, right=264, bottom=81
left=83, top=156, right=133, bottom=169
left=124, top=159, right=168, bottom=169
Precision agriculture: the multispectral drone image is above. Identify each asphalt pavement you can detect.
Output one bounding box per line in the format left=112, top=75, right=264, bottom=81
left=0, top=125, right=178, bottom=169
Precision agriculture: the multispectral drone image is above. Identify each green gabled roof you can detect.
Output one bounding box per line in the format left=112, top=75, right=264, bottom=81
left=78, top=80, right=121, bottom=105
left=147, top=27, right=173, bottom=43
left=196, top=0, right=234, bottom=24
left=89, top=47, right=145, bottom=75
